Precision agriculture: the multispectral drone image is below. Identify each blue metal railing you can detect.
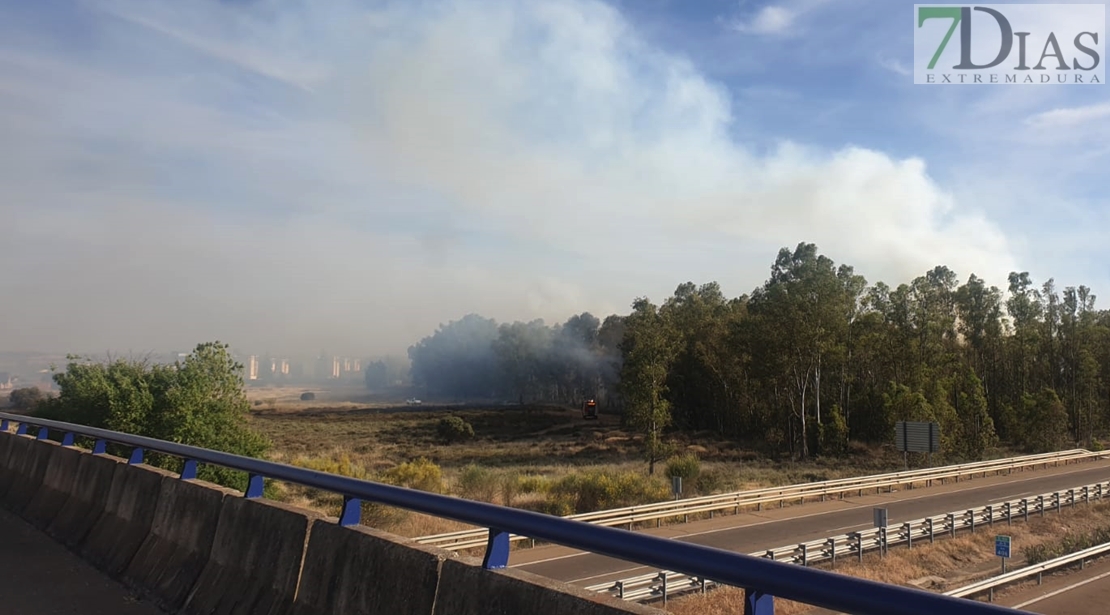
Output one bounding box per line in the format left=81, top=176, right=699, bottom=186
left=0, top=412, right=1026, bottom=615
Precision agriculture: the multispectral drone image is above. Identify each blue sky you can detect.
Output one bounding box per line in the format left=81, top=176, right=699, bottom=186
left=2, top=0, right=1108, bottom=357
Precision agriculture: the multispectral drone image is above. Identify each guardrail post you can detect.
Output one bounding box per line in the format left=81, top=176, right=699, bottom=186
left=0, top=419, right=8, bottom=431
left=1021, top=498, right=1028, bottom=521
left=246, top=473, right=265, bottom=498
left=987, top=505, right=993, bottom=526
left=617, top=581, right=624, bottom=600
left=968, top=510, right=975, bottom=534
left=1055, top=493, right=1061, bottom=513
left=661, top=572, right=668, bottom=607
left=799, top=543, right=808, bottom=566
left=36, top=426, right=49, bottom=440
left=1038, top=495, right=1045, bottom=516
left=128, top=447, right=144, bottom=465
left=904, top=522, right=912, bottom=549
left=93, top=439, right=107, bottom=454
left=339, top=495, right=361, bottom=526
left=482, top=528, right=510, bottom=569
left=180, top=459, right=198, bottom=480
left=16, top=423, right=28, bottom=435
left=927, top=518, right=934, bottom=543
left=850, top=532, right=862, bottom=562
left=947, top=513, right=956, bottom=538
left=62, top=432, right=75, bottom=446
left=880, top=527, right=887, bottom=557
left=744, top=589, right=773, bottom=615
left=827, top=538, right=837, bottom=568
left=1004, top=502, right=1011, bottom=526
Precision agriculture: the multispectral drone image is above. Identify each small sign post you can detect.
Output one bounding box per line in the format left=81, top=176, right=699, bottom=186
left=995, top=535, right=1011, bottom=573
left=672, top=476, right=682, bottom=500
left=874, top=508, right=888, bottom=556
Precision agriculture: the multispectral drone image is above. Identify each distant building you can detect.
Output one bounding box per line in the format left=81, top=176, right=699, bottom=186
left=247, top=356, right=259, bottom=380
left=0, top=372, right=11, bottom=390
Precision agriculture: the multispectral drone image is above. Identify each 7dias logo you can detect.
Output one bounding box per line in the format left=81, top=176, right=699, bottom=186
left=914, top=4, right=1105, bottom=84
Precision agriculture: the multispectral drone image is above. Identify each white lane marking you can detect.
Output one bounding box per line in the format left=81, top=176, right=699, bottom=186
left=511, top=463, right=1110, bottom=570
left=1011, top=568, right=1110, bottom=609
left=990, top=491, right=1036, bottom=504
left=830, top=523, right=869, bottom=532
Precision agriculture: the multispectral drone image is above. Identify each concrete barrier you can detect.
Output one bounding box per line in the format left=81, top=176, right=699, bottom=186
left=78, top=460, right=176, bottom=577
left=22, top=443, right=85, bottom=530
left=1, top=436, right=58, bottom=515
left=0, top=431, right=17, bottom=491
left=0, top=431, right=670, bottom=615
left=122, top=476, right=239, bottom=613
left=292, top=519, right=456, bottom=615
left=433, top=557, right=667, bottom=615
left=46, top=451, right=124, bottom=548
left=181, top=496, right=322, bottom=615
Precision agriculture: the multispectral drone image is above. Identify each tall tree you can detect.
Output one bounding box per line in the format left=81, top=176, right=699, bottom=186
left=619, top=298, right=679, bottom=474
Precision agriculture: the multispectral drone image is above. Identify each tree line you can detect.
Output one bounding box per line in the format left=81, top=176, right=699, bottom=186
left=406, top=242, right=1110, bottom=464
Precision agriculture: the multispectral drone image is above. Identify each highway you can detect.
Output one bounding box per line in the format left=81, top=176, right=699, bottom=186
left=0, top=508, right=163, bottom=615
left=509, top=458, right=1110, bottom=588
left=996, top=556, right=1110, bottom=614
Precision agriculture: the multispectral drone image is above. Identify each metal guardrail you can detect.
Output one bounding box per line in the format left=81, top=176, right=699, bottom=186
left=0, top=411, right=1029, bottom=615
left=946, top=541, right=1110, bottom=602
left=418, top=449, right=1102, bottom=550
left=587, top=478, right=1110, bottom=604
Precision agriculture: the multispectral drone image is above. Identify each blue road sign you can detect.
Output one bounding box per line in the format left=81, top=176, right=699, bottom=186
left=995, top=535, right=1011, bottom=558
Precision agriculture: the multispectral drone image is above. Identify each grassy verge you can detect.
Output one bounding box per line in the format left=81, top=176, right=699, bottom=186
left=666, top=501, right=1110, bottom=614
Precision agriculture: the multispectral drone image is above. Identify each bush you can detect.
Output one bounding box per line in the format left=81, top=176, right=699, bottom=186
left=664, top=453, right=701, bottom=482
left=1023, top=525, right=1110, bottom=565
left=693, top=468, right=727, bottom=495
left=380, top=457, right=443, bottom=493
left=34, top=342, right=269, bottom=492
left=546, top=469, right=669, bottom=514
left=457, top=464, right=499, bottom=502
left=436, top=415, right=475, bottom=443
left=8, top=387, right=45, bottom=411
left=300, top=392, right=316, bottom=401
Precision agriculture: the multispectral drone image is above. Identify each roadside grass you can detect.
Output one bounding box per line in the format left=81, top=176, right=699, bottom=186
left=247, top=403, right=1051, bottom=539
left=666, top=501, right=1110, bottom=614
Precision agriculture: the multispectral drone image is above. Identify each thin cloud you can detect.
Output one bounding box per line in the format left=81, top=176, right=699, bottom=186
left=1025, top=103, right=1110, bottom=129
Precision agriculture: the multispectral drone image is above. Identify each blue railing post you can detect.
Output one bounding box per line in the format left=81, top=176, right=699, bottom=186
left=745, top=588, right=774, bottom=614
left=180, top=459, right=198, bottom=480
left=245, top=474, right=265, bottom=498
left=62, top=432, right=76, bottom=446
left=339, top=496, right=361, bottom=526
left=482, top=528, right=510, bottom=569
left=93, top=439, right=107, bottom=454
left=16, top=423, right=28, bottom=435
left=129, top=447, right=145, bottom=464
left=36, top=426, right=48, bottom=439
left=1, top=419, right=8, bottom=431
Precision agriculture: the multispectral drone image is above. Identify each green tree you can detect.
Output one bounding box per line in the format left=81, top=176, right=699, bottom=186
left=619, top=298, right=679, bottom=474
left=1018, top=388, right=1070, bottom=453
left=37, top=342, right=269, bottom=490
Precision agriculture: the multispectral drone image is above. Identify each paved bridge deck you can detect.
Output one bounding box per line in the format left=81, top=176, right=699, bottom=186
left=0, top=508, right=163, bottom=614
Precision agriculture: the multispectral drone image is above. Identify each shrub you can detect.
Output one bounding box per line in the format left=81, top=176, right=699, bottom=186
left=693, top=468, right=726, bottom=495
left=457, top=464, right=499, bottom=502
left=300, top=392, right=316, bottom=401
left=8, top=387, right=45, bottom=411
left=546, top=469, right=669, bottom=514
left=664, top=453, right=701, bottom=482
left=381, top=457, right=443, bottom=493
left=437, top=415, right=475, bottom=443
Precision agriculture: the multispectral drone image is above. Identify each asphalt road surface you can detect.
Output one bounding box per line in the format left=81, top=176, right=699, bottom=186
left=0, top=508, right=163, bottom=615
left=996, top=555, right=1110, bottom=614
left=509, top=459, right=1110, bottom=588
